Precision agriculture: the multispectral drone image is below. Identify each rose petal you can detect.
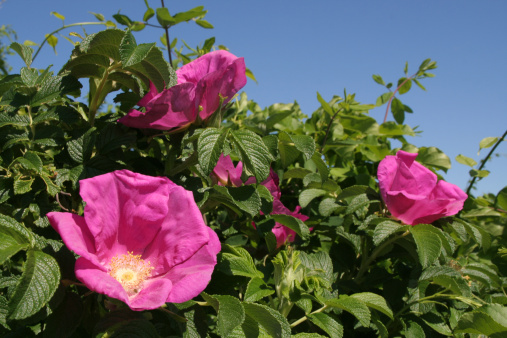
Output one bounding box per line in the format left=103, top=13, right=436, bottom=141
left=137, top=81, right=159, bottom=107
left=118, top=82, right=196, bottom=130
left=211, top=154, right=243, bottom=187
left=165, top=228, right=221, bottom=303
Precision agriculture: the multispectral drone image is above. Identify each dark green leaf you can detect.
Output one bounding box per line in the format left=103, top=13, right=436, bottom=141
left=410, top=224, right=442, bottom=268
left=202, top=293, right=245, bottom=337
left=213, top=185, right=261, bottom=216
left=197, top=128, right=228, bottom=175
left=308, top=312, right=343, bottom=338
left=325, top=296, right=371, bottom=327
left=231, top=129, right=273, bottom=182
left=113, top=13, right=133, bottom=26
left=119, top=31, right=155, bottom=67
left=350, top=292, right=393, bottom=319
left=0, top=215, right=32, bottom=264
left=244, top=277, right=274, bottom=302
left=217, top=244, right=263, bottom=278
left=243, top=302, right=291, bottom=338
left=8, top=250, right=61, bottom=320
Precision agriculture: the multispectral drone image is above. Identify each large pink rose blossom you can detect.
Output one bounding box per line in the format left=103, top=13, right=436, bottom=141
left=118, top=50, right=246, bottom=130
left=210, top=154, right=243, bottom=187
left=246, top=169, right=310, bottom=248
left=47, top=170, right=220, bottom=311
left=377, top=150, right=467, bottom=225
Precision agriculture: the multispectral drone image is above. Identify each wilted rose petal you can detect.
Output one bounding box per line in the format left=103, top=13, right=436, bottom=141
left=48, top=170, right=220, bottom=311
left=377, top=150, right=468, bottom=225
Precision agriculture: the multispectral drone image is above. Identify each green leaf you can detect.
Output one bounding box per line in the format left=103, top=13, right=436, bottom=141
left=417, top=147, right=451, bottom=172
left=50, top=11, right=65, bottom=21
left=455, top=304, right=507, bottom=336
left=197, top=128, right=228, bottom=175
left=195, top=19, right=214, bottom=29
left=455, top=154, right=477, bottom=167
left=279, top=132, right=315, bottom=161
left=10, top=42, right=33, bottom=67
left=125, top=45, right=173, bottom=93
left=311, top=151, right=329, bottom=182
left=244, top=277, right=275, bottom=302
left=173, top=6, right=207, bottom=23
left=8, top=250, right=61, bottom=320
left=217, top=244, right=263, bottom=278
left=156, top=7, right=175, bottom=27
left=495, top=186, right=507, bottom=211
left=231, top=129, right=273, bottom=182
left=201, top=293, right=245, bottom=337
left=372, top=74, right=385, bottom=86
left=20, top=67, right=38, bottom=87
left=376, top=92, right=393, bottom=106
left=243, top=302, right=291, bottom=338
left=325, top=296, right=371, bottom=327
left=89, top=12, right=105, bottom=21
left=299, top=188, right=327, bottom=208
left=410, top=224, right=442, bottom=268
left=317, top=92, right=334, bottom=115
left=390, top=97, right=405, bottom=124
left=308, top=312, right=343, bottom=338
left=213, top=185, right=261, bottom=216
left=469, top=169, right=490, bottom=178
left=119, top=31, right=155, bottom=67
left=30, top=74, right=82, bottom=107
left=143, top=8, right=155, bottom=21
left=79, top=29, right=125, bottom=61
left=0, top=215, right=32, bottom=264
left=270, top=214, right=310, bottom=240
left=13, top=177, right=34, bottom=195
left=350, top=292, right=393, bottom=319
left=379, top=122, right=415, bottom=136
left=67, top=128, right=96, bottom=163
left=397, top=77, right=412, bottom=95
left=113, top=13, right=133, bottom=26
left=45, top=34, right=58, bottom=54
left=479, top=136, right=498, bottom=150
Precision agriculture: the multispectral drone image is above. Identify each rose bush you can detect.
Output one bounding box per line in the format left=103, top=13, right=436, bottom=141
left=47, top=170, right=220, bottom=311
left=377, top=150, right=468, bottom=225
left=118, top=50, right=246, bottom=130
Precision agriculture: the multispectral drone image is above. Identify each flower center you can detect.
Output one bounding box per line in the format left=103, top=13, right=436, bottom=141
left=108, top=252, right=153, bottom=295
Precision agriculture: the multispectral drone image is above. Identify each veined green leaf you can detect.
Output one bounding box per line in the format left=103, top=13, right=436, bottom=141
left=217, top=244, right=263, bottom=278
left=410, top=224, right=442, bottom=268
left=213, top=185, right=261, bottom=216
left=308, top=312, right=343, bottom=338
left=243, top=302, right=291, bottom=338
left=197, top=128, right=228, bottom=175
left=325, top=296, right=371, bottom=327
left=8, top=250, right=60, bottom=320
left=0, top=215, right=32, bottom=264
left=231, top=129, right=273, bottom=182
left=350, top=292, right=393, bottom=319
left=244, top=277, right=274, bottom=303
left=299, top=188, right=328, bottom=208
left=119, top=31, right=155, bottom=67
left=201, top=293, right=245, bottom=337
left=10, top=42, right=33, bottom=67
left=373, top=221, right=410, bottom=246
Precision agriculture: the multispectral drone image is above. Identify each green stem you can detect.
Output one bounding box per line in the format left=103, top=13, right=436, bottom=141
left=383, top=72, right=417, bottom=123
left=320, top=108, right=342, bottom=152
left=290, top=305, right=329, bottom=328
left=355, top=230, right=410, bottom=281
left=465, top=129, right=507, bottom=196
left=160, top=0, right=173, bottom=65
left=32, top=22, right=108, bottom=63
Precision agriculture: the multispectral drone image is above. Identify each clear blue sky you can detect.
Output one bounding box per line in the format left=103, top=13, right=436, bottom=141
left=1, top=0, right=506, bottom=196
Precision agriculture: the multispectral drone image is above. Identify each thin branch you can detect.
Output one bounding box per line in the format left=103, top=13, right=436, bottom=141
left=466, top=129, right=507, bottom=195
left=383, top=73, right=417, bottom=123
left=161, top=0, right=173, bottom=64
left=320, top=108, right=342, bottom=152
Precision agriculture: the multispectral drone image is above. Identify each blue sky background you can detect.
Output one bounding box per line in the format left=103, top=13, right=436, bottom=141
left=1, top=0, right=506, bottom=196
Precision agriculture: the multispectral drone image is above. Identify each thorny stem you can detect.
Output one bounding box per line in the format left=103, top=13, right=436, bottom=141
left=355, top=230, right=410, bottom=281
left=290, top=305, right=329, bottom=328
left=32, top=22, right=108, bottom=63
left=383, top=73, right=417, bottom=123
left=161, top=0, right=173, bottom=65
left=465, top=129, right=507, bottom=196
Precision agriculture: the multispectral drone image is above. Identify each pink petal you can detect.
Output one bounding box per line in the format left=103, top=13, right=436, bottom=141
left=137, top=81, right=159, bottom=107
left=211, top=154, right=243, bottom=187
left=165, top=228, right=221, bottom=303
left=176, top=50, right=246, bottom=121
left=47, top=212, right=101, bottom=267
left=118, top=82, right=197, bottom=130
left=128, top=278, right=173, bottom=310
left=79, top=170, right=182, bottom=263
left=142, top=184, right=211, bottom=275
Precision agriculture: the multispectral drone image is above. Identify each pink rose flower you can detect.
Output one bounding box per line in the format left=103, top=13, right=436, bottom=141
left=377, top=150, right=467, bottom=225
left=210, top=154, right=243, bottom=187
left=47, top=170, right=220, bottom=311
left=118, top=50, right=247, bottom=130
left=246, top=169, right=310, bottom=248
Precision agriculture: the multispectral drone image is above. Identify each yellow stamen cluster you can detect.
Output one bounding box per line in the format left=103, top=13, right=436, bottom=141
left=108, top=252, right=154, bottom=295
